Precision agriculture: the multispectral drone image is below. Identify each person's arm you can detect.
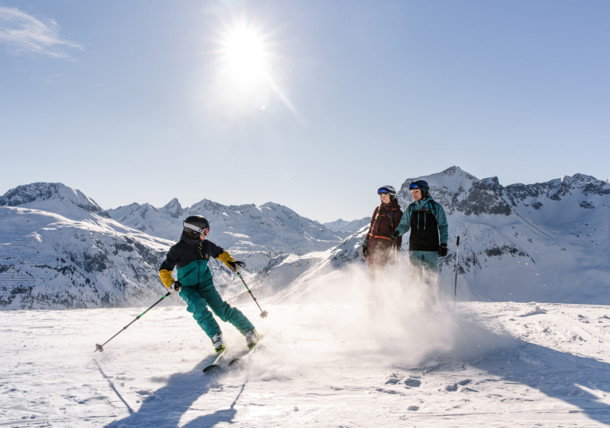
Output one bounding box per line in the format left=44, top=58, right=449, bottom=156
left=435, top=203, right=449, bottom=245
left=394, top=205, right=411, bottom=236
left=393, top=209, right=404, bottom=248
left=362, top=207, right=378, bottom=257
left=159, top=245, right=179, bottom=288
left=213, top=242, right=244, bottom=273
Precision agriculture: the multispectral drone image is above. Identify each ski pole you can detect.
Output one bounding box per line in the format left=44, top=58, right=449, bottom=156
left=237, top=272, right=268, bottom=318
left=94, top=291, right=171, bottom=352
left=453, top=235, right=460, bottom=310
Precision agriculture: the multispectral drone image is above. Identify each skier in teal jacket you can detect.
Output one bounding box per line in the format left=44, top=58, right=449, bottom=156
left=159, top=215, right=259, bottom=354
left=393, top=180, right=449, bottom=272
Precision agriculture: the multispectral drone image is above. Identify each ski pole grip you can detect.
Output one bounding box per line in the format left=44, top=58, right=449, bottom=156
left=456, top=235, right=460, bottom=246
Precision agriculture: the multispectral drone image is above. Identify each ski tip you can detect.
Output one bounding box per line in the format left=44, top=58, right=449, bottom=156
left=202, top=365, right=220, bottom=373
left=202, top=350, right=226, bottom=373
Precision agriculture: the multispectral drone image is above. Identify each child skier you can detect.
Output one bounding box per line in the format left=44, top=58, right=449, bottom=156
left=159, top=215, right=259, bottom=353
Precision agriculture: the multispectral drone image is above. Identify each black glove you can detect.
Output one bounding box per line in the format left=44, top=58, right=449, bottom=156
left=227, top=260, right=245, bottom=273
left=392, top=230, right=401, bottom=237
left=438, top=243, right=448, bottom=257
left=361, top=238, right=369, bottom=258
left=169, top=281, right=181, bottom=294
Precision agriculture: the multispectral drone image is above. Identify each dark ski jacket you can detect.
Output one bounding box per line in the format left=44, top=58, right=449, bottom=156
left=159, top=232, right=224, bottom=286
left=366, top=198, right=403, bottom=250
left=395, top=196, right=448, bottom=251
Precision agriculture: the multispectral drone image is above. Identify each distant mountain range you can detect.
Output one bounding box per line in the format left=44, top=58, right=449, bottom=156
left=1, top=167, right=608, bottom=309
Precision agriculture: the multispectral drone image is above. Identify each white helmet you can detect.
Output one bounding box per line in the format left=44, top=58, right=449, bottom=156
left=377, top=185, right=396, bottom=199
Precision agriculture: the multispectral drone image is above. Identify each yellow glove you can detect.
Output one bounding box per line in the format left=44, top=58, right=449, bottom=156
left=217, top=251, right=244, bottom=273
left=159, top=269, right=175, bottom=289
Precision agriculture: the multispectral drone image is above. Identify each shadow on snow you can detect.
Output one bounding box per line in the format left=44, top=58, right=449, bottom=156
left=104, top=360, right=244, bottom=428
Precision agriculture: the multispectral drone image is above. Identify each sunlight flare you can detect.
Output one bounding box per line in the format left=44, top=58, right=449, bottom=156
left=208, top=18, right=304, bottom=124
left=218, top=21, right=271, bottom=90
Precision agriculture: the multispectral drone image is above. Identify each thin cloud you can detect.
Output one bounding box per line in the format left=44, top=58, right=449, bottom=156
left=0, top=6, right=82, bottom=59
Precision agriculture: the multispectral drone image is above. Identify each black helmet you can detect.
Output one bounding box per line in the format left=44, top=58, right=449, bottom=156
left=409, top=180, right=430, bottom=198
left=183, top=215, right=209, bottom=238
left=377, top=185, right=397, bottom=200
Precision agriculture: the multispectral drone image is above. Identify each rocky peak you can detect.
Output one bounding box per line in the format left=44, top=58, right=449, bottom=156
left=0, top=182, right=109, bottom=219
left=162, top=198, right=183, bottom=218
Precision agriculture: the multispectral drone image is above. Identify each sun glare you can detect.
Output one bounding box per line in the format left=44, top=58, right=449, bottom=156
left=209, top=18, right=304, bottom=124
left=218, top=22, right=271, bottom=92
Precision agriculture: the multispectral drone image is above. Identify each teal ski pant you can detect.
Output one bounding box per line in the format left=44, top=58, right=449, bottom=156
left=409, top=251, right=439, bottom=272
left=178, top=279, right=255, bottom=339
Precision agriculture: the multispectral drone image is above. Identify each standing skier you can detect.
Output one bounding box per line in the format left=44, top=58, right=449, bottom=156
left=159, top=215, right=260, bottom=354
left=362, top=185, right=403, bottom=278
left=393, top=180, right=449, bottom=272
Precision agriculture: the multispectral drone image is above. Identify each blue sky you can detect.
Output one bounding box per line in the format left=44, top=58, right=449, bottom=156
left=1, top=0, right=608, bottom=222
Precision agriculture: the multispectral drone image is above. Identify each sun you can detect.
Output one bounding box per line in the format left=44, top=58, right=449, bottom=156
left=208, top=18, right=304, bottom=124
left=217, top=21, right=272, bottom=93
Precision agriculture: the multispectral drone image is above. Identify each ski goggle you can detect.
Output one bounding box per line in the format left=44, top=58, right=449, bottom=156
left=377, top=187, right=390, bottom=194
left=409, top=182, right=423, bottom=190
left=183, top=222, right=209, bottom=235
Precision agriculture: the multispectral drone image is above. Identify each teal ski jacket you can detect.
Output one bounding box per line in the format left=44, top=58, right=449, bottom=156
left=395, top=197, right=448, bottom=251
left=159, top=233, right=224, bottom=286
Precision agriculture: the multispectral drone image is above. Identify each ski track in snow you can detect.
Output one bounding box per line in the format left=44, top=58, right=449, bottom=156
left=1, top=273, right=610, bottom=427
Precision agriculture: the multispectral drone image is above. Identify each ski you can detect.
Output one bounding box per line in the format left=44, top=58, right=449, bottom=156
left=228, top=343, right=259, bottom=366
left=202, top=350, right=226, bottom=372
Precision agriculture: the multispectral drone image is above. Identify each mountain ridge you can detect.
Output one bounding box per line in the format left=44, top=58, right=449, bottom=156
left=1, top=166, right=608, bottom=309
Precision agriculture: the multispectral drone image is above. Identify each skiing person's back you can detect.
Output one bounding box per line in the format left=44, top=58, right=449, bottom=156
left=159, top=215, right=260, bottom=353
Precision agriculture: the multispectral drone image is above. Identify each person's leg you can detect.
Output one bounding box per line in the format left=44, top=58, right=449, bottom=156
left=420, top=251, right=439, bottom=272
left=420, top=251, right=440, bottom=308
left=408, top=251, right=426, bottom=270
left=367, top=241, right=393, bottom=278
left=198, top=280, right=255, bottom=335
left=179, top=286, right=221, bottom=339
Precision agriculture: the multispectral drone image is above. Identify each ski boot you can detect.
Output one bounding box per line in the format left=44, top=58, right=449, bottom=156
left=212, top=333, right=225, bottom=354
left=245, top=329, right=260, bottom=349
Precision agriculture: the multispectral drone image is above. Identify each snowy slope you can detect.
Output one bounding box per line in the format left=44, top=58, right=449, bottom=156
left=1, top=266, right=609, bottom=427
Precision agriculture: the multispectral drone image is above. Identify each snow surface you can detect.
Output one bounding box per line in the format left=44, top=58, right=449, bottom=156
left=2, top=262, right=609, bottom=427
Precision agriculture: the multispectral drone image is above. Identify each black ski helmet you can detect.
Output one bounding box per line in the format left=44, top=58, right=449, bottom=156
left=409, top=180, right=430, bottom=198
left=183, top=215, right=210, bottom=238
left=377, top=185, right=397, bottom=200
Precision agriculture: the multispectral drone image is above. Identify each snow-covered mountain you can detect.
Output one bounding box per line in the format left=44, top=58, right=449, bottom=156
left=1, top=167, right=608, bottom=309
left=323, top=217, right=370, bottom=234
left=0, top=183, right=252, bottom=309
left=0, top=183, right=175, bottom=309
left=106, top=199, right=346, bottom=275
left=107, top=199, right=346, bottom=252
left=0, top=182, right=109, bottom=220
left=0, top=183, right=346, bottom=309
left=290, top=166, right=610, bottom=304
